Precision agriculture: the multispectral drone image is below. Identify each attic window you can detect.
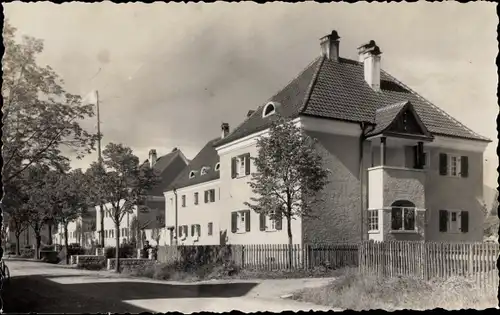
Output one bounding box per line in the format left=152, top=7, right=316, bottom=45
left=189, top=171, right=196, bottom=179
left=201, top=167, right=209, bottom=176
left=262, top=102, right=276, bottom=118
left=215, top=163, right=220, bottom=171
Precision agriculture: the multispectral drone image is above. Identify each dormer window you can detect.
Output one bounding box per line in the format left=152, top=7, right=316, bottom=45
left=189, top=171, right=196, bottom=179
left=201, top=167, right=209, bottom=176
left=262, top=102, right=276, bottom=118
left=215, top=163, right=220, bottom=171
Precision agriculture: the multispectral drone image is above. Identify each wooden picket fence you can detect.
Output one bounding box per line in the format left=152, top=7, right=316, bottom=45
left=358, top=241, right=499, bottom=288
left=157, top=243, right=358, bottom=271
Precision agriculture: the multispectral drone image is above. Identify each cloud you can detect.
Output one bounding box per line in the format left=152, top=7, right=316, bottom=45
left=4, top=2, right=498, bottom=185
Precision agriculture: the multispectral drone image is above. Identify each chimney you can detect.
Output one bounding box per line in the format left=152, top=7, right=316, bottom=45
left=221, top=122, right=230, bottom=139
left=357, top=40, right=382, bottom=92
left=149, top=149, right=157, bottom=168
left=320, top=30, right=340, bottom=61
left=247, top=110, right=255, bottom=118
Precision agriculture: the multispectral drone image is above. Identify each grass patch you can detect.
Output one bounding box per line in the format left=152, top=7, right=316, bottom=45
left=292, top=268, right=498, bottom=310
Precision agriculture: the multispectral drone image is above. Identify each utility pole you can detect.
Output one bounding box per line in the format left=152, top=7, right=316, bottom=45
left=95, top=90, right=105, bottom=248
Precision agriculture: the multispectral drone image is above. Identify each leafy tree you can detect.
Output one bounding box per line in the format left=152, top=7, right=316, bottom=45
left=245, top=115, right=329, bottom=267
left=51, top=169, right=90, bottom=264
left=91, top=143, right=161, bottom=272
left=7, top=208, right=30, bottom=256
left=75, top=221, right=83, bottom=246
left=2, top=178, right=30, bottom=255
left=85, top=162, right=107, bottom=247
left=1, top=20, right=97, bottom=185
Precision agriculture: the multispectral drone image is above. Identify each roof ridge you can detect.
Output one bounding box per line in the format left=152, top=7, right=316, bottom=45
left=380, top=68, right=490, bottom=141
left=376, top=100, right=409, bottom=112
left=300, top=55, right=326, bottom=113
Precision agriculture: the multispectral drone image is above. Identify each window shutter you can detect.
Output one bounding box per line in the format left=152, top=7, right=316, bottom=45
left=245, top=210, right=251, bottom=232
left=178, top=227, right=182, bottom=237
left=439, top=210, right=448, bottom=232
left=204, top=191, right=208, bottom=203
left=191, top=225, right=194, bottom=237
left=231, top=212, right=238, bottom=233
left=461, top=211, right=469, bottom=233
left=231, top=157, right=237, bottom=178
left=439, top=153, right=448, bottom=176
left=259, top=213, right=266, bottom=231
left=208, top=222, right=213, bottom=236
left=197, top=224, right=201, bottom=236
left=275, top=215, right=283, bottom=231
left=245, top=154, right=251, bottom=175
left=184, top=225, right=188, bottom=236
left=460, top=156, right=469, bottom=178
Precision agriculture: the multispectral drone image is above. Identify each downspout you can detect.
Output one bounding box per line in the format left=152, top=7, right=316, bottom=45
left=359, top=122, right=375, bottom=241
left=173, top=187, right=178, bottom=245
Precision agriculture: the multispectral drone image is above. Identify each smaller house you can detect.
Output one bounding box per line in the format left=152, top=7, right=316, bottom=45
left=53, top=207, right=96, bottom=248
left=96, top=147, right=189, bottom=247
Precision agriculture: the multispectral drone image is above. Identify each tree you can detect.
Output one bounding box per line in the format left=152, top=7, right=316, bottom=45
left=85, top=162, right=107, bottom=248
left=75, top=221, right=83, bottom=246
left=244, top=115, right=329, bottom=267
left=51, top=169, right=90, bottom=264
left=7, top=208, right=30, bottom=256
left=91, top=143, right=160, bottom=272
left=2, top=20, right=97, bottom=185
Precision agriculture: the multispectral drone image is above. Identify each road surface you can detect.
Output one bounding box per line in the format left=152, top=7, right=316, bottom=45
left=1, top=259, right=339, bottom=313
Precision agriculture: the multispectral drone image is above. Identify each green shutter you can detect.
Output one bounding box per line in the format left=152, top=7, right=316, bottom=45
left=231, top=157, right=237, bottom=178
left=439, top=153, right=448, bottom=176
left=259, top=213, right=266, bottom=231
left=460, top=156, right=469, bottom=178
left=231, top=212, right=238, bottom=233
left=439, top=210, right=448, bottom=232
left=461, top=211, right=469, bottom=233
left=245, top=154, right=251, bottom=175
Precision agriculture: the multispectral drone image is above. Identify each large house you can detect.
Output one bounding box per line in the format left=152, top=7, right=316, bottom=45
left=164, top=30, right=491, bottom=246
left=53, top=207, right=96, bottom=248
left=97, top=147, right=189, bottom=247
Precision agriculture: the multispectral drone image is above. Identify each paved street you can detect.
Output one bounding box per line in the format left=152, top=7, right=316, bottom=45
left=1, top=259, right=338, bottom=313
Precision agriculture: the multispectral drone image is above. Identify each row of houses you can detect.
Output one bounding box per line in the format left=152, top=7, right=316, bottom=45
left=6, top=30, right=492, bottom=251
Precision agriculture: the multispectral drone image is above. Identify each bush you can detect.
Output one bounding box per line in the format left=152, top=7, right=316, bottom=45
left=104, top=244, right=136, bottom=259
left=40, top=251, right=60, bottom=264
left=77, top=260, right=106, bottom=271
left=20, top=248, right=35, bottom=258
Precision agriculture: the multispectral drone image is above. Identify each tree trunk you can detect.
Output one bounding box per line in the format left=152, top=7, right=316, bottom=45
left=115, top=221, right=121, bottom=273
left=64, top=223, right=69, bottom=265
left=48, top=223, right=53, bottom=245
left=99, top=205, right=105, bottom=248
left=15, top=233, right=21, bottom=256
left=287, top=214, right=293, bottom=270
left=34, top=222, right=41, bottom=259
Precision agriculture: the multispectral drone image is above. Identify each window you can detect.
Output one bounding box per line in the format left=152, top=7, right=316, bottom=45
left=391, top=200, right=416, bottom=231
left=156, top=215, right=164, bottom=224
left=189, top=171, right=196, bottom=179
left=105, top=230, right=108, bottom=238
left=178, top=225, right=188, bottom=239
left=231, top=153, right=250, bottom=178
left=204, top=189, right=216, bottom=203
left=215, top=163, right=220, bottom=171
left=191, top=224, right=201, bottom=238
left=231, top=210, right=250, bottom=233
left=439, top=153, right=468, bottom=178
left=181, top=195, right=186, bottom=207
left=201, top=167, right=209, bottom=175
left=260, top=211, right=280, bottom=231
left=262, top=102, right=276, bottom=117
left=368, top=210, right=379, bottom=231
left=194, top=192, right=199, bottom=205
left=439, top=210, right=469, bottom=233
left=208, top=222, right=213, bottom=236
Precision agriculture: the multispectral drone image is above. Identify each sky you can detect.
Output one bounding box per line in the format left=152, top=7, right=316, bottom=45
left=4, top=2, right=498, bottom=187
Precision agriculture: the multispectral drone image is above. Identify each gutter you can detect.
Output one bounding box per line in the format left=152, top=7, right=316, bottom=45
left=359, top=122, right=375, bottom=241
left=173, top=187, right=178, bottom=245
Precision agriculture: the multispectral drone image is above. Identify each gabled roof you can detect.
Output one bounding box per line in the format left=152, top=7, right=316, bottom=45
left=166, top=138, right=221, bottom=191
left=143, top=148, right=190, bottom=196
left=366, top=100, right=433, bottom=140
left=215, top=55, right=490, bottom=147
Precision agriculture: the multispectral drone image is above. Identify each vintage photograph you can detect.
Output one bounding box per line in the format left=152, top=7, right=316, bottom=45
left=1, top=1, right=498, bottom=313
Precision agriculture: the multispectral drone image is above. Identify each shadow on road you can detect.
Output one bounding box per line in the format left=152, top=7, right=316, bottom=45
left=1, top=274, right=259, bottom=313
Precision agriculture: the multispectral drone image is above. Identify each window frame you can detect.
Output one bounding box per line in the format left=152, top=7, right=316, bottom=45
left=391, top=206, right=417, bottom=232
left=215, top=163, right=220, bottom=171
left=189, top=171, right=196, bottom=179
left=194, top=192, right=199, bottom=205
left=237, top=211, right=248, bottom=233
left=448, top=155, right=462, bottom=177
left=262, top=102, right=276, bottom=118
left=265, top=211, right=277, bottom=231
left=181, top=195, right=186, bottom=207
left=367, top=209, right=379, bottom=232
left=200, top=167, right=209, bottom=176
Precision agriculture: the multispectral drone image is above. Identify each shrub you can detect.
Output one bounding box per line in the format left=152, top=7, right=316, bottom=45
left=20, top=248, right=35, bottom=258
left=77, top=260, right=106, bottom=271
left=104, top=244, right=136, bottom=259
